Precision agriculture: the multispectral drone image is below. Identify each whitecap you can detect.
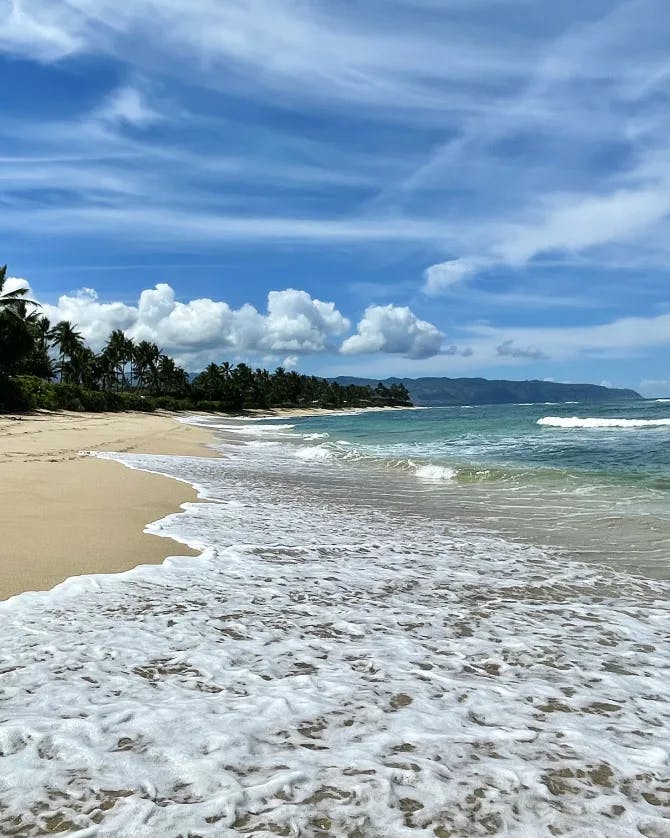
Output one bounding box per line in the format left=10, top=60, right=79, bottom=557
left=414, top=463, right=458, bottom=481
left=538, top=416, right=670, bottom=429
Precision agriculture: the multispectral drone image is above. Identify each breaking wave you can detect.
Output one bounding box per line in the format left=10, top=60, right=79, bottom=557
left=538, top=416, right=670, bottom=429
left=413, top=463, right=458, bottom=481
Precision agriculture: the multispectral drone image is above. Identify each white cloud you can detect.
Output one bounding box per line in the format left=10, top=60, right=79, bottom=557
left=0, top=1, right=533, bottom=111
left=1, top=205, right=447, bottom=245
left=341, top=304, right=442, bottom=359
left=3, top=276, right=31, bottom=295
left=0, top=1, right=82, bottom=61
left=264, top=289, right=349, bottom=351
left=42, top=288, right=136, bottom=341
left=495, top=184, right=670, bottom=266
left=37, top=283, right=445, bottom=367
left=422, top=259, right=475, bottom=296
left=38, top=283, right=350, bottom=367
left=23, top=280, right=442, bottom=369
left=93, top=86, right=162, bottom=128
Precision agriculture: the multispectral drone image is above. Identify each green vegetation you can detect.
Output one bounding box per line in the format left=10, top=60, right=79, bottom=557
left=0, top=265, right=411, bottom=414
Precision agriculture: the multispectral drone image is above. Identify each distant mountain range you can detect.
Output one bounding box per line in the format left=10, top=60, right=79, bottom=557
left=333, top=376, right=642, bottom=407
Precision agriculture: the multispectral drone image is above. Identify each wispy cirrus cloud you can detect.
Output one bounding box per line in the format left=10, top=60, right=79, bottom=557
left=3, top=0, right=670, bottom=389
left=1, top=0, right=535, bottom=112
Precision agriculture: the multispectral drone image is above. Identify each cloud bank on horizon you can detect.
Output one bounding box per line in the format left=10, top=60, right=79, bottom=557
left=1, top=0, right=670, bottom=394
left=24, top=281, right=446, bottom=369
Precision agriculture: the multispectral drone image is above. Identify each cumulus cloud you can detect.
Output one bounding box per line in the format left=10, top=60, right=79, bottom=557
left=38, top=284, right=442, bottom=367
left=422, top=259, right=475, bottom=296
left=341, top=304, right=442, bottom=359
left=496, top=339, right=548, bottom=360
left=39, top=283, right=350, bottom=368
left=3, top=276, right=31, bottom=295
left=42, top=288, right=136, bottom=341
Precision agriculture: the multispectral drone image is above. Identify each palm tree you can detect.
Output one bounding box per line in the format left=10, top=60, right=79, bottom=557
left=155, top=354, right=189, bottom=397
left=48, top=320, right=85, bottom=383
left=105, top=330, right=135, bottom=390
left=32, top=315, right=51, bottom=354
left=195, top=363, right=222, bottom=400
left=70, top=345, right=97, bottom=388
left=20, top=314, right=53, bottom=379
left=133, top=340, right=161, bottom=391
left=96, top=350, right=117, bottom=392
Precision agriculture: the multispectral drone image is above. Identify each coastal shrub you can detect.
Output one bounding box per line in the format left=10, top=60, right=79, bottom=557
left=78, top=390, right=110, bottom=412
left=12, top=375, right=58, bottom=410
left=194, top=400, right=223, bottom=412
left=99, top=391, right=123, bottom=411
left=0, top=376, right=34, bottom=412
left=152, top=396, right=194, bottom=411
left=118, top=392, right=155, bottom=412
left=53, top=384, right=85, bottom=411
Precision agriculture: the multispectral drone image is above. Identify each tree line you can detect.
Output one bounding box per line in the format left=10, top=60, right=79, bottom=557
left=0, top=266, right=411, bottom=413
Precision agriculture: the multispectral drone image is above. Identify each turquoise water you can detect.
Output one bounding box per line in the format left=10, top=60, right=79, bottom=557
left=293, top=400, right=670, bottom=485
left=263, top=400, right=670, bottom=576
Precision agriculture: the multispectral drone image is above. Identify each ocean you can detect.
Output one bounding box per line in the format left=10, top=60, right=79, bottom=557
left=1, top=401, right=669, bottom=836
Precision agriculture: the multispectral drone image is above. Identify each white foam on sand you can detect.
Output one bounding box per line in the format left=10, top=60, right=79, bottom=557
left=538, top=416, right=670, bottom=429
left=1, top=444, right=669, bottom=836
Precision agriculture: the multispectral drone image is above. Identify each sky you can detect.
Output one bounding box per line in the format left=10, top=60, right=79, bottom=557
left=1, top=0, right=669, bottom=396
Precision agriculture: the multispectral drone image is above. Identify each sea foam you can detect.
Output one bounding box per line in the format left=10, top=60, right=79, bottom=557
left=1, top=434, right=669, bottom=836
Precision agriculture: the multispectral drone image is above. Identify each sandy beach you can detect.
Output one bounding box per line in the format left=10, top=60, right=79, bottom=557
left=0, top=411, right=216, bottom=601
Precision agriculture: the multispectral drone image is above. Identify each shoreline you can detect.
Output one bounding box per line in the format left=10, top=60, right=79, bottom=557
left=0, top=404, right=409, bottom=601
left=0, top=410, right=218, bottom=601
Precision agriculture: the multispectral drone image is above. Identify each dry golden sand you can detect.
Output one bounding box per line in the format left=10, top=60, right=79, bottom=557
left=0, top=411, right=217, bottom=601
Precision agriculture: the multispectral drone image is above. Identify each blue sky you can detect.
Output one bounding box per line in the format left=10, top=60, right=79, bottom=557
left=1, top=0, right=669, bottom=395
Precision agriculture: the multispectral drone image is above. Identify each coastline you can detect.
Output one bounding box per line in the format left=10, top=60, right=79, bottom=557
left=0, top=404, right=408, bottom=601
left=0, top=410, right=217, bottom=601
